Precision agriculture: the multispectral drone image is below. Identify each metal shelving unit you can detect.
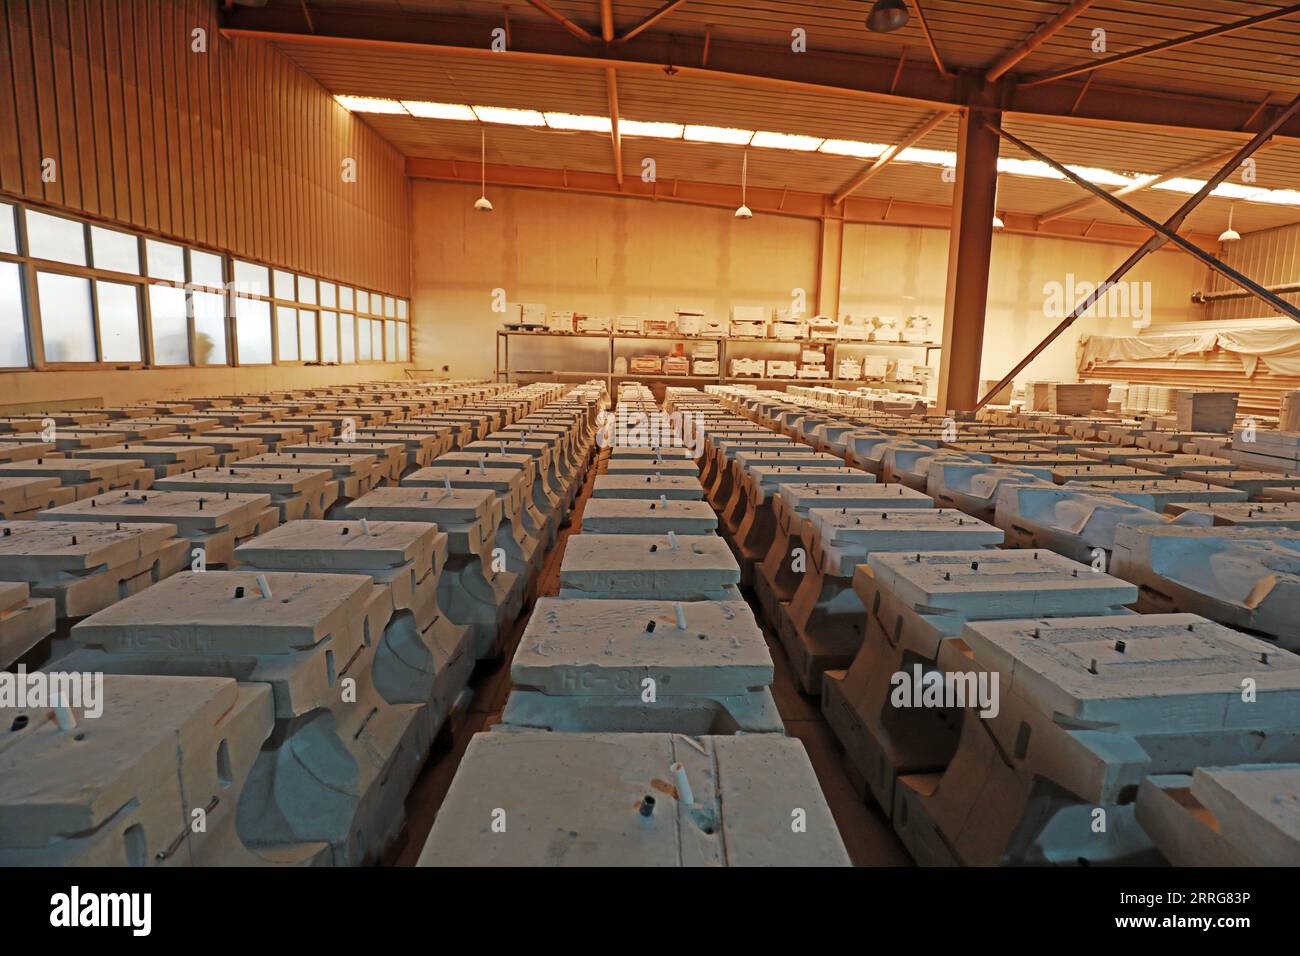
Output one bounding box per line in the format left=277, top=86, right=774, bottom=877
left=494, top=329, right=940, bottom=391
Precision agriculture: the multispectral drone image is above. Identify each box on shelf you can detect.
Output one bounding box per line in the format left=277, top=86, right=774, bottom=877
left=547, top=310, right=575, bottom=333
left=873, top=316, right=903, bottom=342
left=766, top=359, right=797, bottom=378
left=902, top=315, right=932, bottom=342
left=663, top=356, right=690, bottom=376
left=629, top=355, right=662, bottom=374
left=521, top=303, right=547, bottom=326
left=838, top=357, right=863, bottom=380
left=700, top=318, right=728, bottom=337
left=691, top=340, right=719, bottom=360
left=863, top=355, right=889, bottom=379
left=893, top=358, right=917, bottom=381
left=576, top=314, right=611, bottom=333
left=771, top=320, right=808, bottom=341
left=643, top=317, right=677, bottom=336
left=801, top=347, right=827, bottom=364
left=837, top=315, right=872, bottom=341
left=613, top=356, right=628, bottom=374
left=797, top=365, right=829, bottom=379
left=692, top=359, right=719, bottom=376
left=808, top=315, right=839, bottom=340
left=615, top=315, right=642, bottom=334
left=730, top=305, right=769, bottom=338
left=730, top=357, right=765, bottom=378
left=675, top=309, right=705, bottom=336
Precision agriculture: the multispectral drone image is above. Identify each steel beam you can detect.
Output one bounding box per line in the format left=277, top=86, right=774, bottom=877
left=1021, top=5, right=1300, bottom=88
left=986, top=0, right=1096, bottom=82
left=619, top=0, right=690, bottom=44
left=973, top=92, right=1300, bottom=412
left=909, top=1, right=950, bottom=76
left=1035, top=140, right=1279, bottom=225
left=217, top=8, right=1300, bottom=141
left=937, top=104, right=1002, bottom=411
left=831, top=110, right=954, bottom=204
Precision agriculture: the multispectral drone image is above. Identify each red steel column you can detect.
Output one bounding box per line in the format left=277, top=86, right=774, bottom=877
left=937, top=104, right=1001, bottom=411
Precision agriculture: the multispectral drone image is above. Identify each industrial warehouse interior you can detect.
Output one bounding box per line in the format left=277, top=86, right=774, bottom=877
left=2, top=0, right=1300, bottom=891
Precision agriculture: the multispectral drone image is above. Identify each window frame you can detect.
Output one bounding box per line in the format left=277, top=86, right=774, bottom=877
left=0, top=200, right=410, bottom=372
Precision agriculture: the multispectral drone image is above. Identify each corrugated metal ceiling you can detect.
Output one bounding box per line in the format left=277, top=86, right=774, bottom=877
left=272, top=0, right=1300, bottom=235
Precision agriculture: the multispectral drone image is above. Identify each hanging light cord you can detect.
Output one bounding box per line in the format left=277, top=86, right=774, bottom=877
left=741, top=150, right=748, bottom=205
left=480, top=127, right=487, bottom=195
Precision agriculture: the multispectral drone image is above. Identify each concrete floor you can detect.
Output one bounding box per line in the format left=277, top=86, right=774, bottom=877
left=395, top=455, right=911, bottom=866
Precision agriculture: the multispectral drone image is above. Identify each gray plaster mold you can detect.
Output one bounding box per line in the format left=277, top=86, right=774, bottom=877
left=417, top=732, right=850, bottom=866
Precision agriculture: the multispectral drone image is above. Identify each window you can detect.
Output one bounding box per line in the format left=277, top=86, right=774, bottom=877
left=0, top=200, right=405, bottom=372
left=95, top=281, right=142, bottom=363
left=235, top=297, right=272, bottom=364
left=299, top=309, right=318, bottom=362
left=340, top=313, right=356, bottom=363
left=192, top=290, right=227, bottom=365
left=273, top=270, right=295, bottom=301
left=145, top=239, right=185, bottom=283
left=234, top=260, right=270, bottom=297
left=148, top=284, right=190, bottom=365
left=277, top=305, right=299, bottom=360
left=0, top=263, right=29, bottom=366
left=91, top=227, right=140, bottom=275
left=0, top=203, right=16, bottom=255
left=27, top=211, right=87, bottom=266
left=190, top=250, right=224, bottom=289
left=320, top=310, right=338, bottom=363
left=37, top=273, right=96, bottom=362
left=357, top=316, right=372, bottom=360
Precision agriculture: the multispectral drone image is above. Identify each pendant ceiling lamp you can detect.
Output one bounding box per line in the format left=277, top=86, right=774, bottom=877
left=867, top=0, right=910, bottom=33
left=474, top=127, right=493, bottom=212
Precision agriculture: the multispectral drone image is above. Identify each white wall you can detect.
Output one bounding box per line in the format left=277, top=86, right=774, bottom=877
left=411, top=181, right=819, bottom=379
left=412, top=180, right=1205, bottom=386
left=841, top=222, right=1204, bottom=386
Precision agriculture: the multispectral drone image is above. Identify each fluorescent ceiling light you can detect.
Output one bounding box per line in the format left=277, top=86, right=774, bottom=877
left=897, top=146, right=957, bottom=166
left=751, top=131, right=823, bottom=151
left=334, top=95, right=407, bottom=114
left=997, top=158, right=1064, bottom=179
left=330, top=91, right=1300, bottom=207
left=620, top=119, right=684, bottom=138
left=819, top=139, right=888, bottom=159
left=402, top=101, right=476, bottom=120
left=1209, top=182, right=1267, bottom=201
left=1254, top=189, right=1300, bottom=207
left=472, top=105, right=545, bottom=126
left=684, top=125, right=754, bottom=145
left=545, top=112, right=613, bottom=132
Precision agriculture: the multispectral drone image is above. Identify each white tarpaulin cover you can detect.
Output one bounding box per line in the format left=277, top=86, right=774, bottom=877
left=1079, top=327, right=1300, bottom=376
